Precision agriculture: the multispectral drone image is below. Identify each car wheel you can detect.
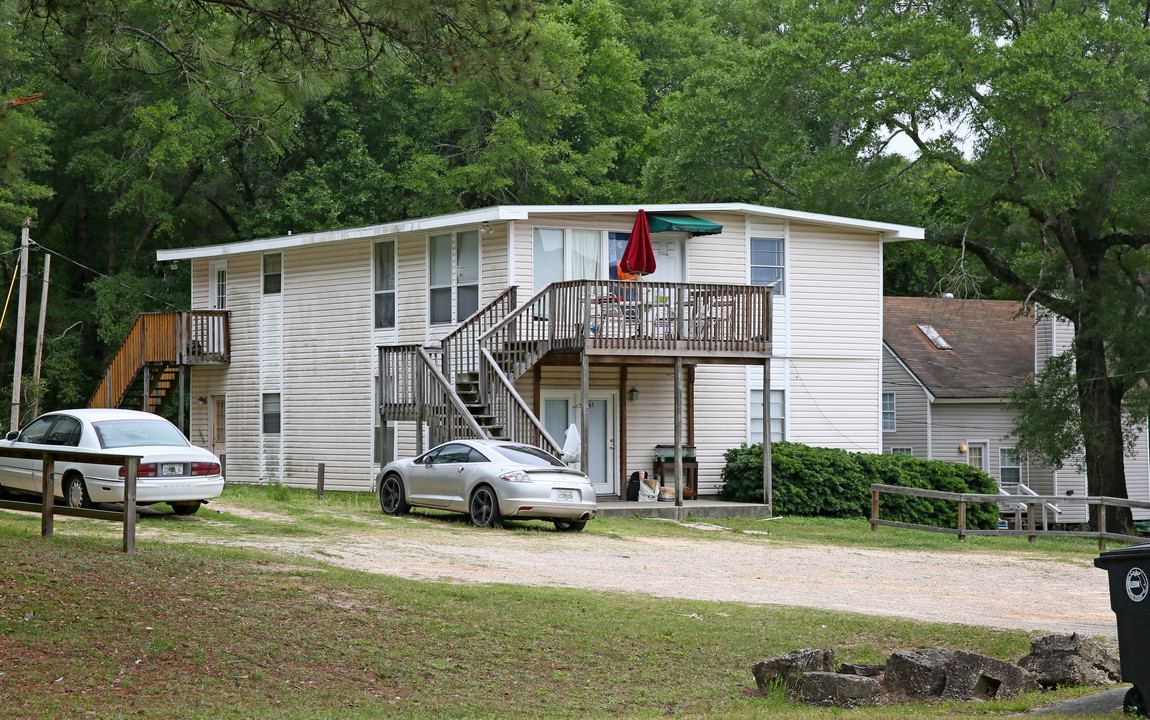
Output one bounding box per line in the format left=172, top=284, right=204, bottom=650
left=553, top=520, right=586, bottom=532
left=469, top=485, right=501, bottom=528
left=378, top=473, right=410, bottom=516
left=64, top=474, right=92, bottom=509
left=1125, top=686, right=1148, bottom=717
left=170, top=501, right=202, bottom=516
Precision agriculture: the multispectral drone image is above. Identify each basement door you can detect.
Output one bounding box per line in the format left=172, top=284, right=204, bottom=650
left=542, top=391, right=619, bottom=496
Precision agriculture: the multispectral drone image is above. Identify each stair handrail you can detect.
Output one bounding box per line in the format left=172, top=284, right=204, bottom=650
left=439, top=286, right=518, bottom=382
left=479, top=346, right=562, bottom=456
left=414, top=346, right=489, bottom=443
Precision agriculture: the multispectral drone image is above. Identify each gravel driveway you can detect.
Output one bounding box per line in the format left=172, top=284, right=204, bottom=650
left=206, top=506, right=1117, bottom=639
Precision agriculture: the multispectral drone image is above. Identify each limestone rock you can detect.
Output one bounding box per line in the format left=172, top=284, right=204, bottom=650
left=1018, top=633, right=1121, bottom=688
left=941, top=650, right=1041, bottom=701
left=752, top=648, right=836, bottom=691
left=884, top=649, right=954, bottom=697
left=798, top=671, right=882, bottom=707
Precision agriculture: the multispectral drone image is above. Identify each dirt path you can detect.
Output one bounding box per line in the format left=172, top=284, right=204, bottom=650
left=197, top=507, right=1117, bottom=639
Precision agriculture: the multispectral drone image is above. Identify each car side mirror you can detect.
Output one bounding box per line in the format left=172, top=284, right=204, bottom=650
left=6, top=431, right=18, bottom=441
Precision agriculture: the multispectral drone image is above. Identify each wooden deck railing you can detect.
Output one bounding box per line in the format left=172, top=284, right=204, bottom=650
left=89, top=311, right=230, bottom=409
left=479, top=347, right=562, bottom=456
left=378, top=345, right=487, bottom=454
left=479, top=280, right=771, bottom=373
left=870, top=483, right=1150, bottom=549
left=440, top=286, right=517, bottom=385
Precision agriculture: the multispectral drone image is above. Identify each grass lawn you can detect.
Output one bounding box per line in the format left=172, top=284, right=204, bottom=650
left=0, top=486, right=1118, bottom=719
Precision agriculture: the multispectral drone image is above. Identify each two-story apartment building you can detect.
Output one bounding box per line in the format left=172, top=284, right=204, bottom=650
left=138, top=204, right=920, bottom=497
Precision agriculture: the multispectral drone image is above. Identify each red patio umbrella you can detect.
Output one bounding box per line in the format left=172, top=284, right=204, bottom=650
left=619, top=209, right=656, bottom=276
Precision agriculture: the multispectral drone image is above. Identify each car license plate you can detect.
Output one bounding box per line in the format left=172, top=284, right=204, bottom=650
left=555, top=489, right=575, bottom=502
left=161, top=463, right=185, bottom=476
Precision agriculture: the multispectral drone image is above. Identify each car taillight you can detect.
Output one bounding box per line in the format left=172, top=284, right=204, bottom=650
left=119, top=463, right=158, bottom=478
left=191, top=462, right=220, bottom=476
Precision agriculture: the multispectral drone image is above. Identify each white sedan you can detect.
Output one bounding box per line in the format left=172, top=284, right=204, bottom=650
left=0, top=408, right=225, bottom=515
left=377, top=439, right=598, bottom=531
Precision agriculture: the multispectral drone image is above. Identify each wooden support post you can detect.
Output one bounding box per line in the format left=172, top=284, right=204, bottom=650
left=957, top=500, right=966, bottom=541
left=40, top=452, right=53, bottom=538
left=1098, top=502, right=1108, bottom=552
left=1027, top=502, right=1037, bottom=543
left=871, top=488, right=879, bottom=531
left=674, top=356, right=683, bottom=507
left=580, top=351, right=589, bottom=476
left=122, top=457, right=137, bottom=554
left=317, top=463, right=325, bottom=499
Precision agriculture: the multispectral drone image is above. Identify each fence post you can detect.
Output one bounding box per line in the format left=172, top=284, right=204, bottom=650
left=122, top=457, right=137, bottom=554
left=317, top=463, right=325, bottom=500
left=1027, top=502, right=1037, bottom=543
left=39, top=453, right=53, bottom=538
left=870, top=488, right=879, bottom=531
left=957, top=500, right=966, bottom=541
left=1098, top=502, right=1108, bottom=552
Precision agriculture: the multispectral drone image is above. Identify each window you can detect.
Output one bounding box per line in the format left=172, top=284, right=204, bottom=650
left=891, top=447, right=913, bottom=456
left=262, top=393, right=281, bottom=434
left=534, top=228, right=603, bottom=290
left=750, top=237, right=784, bottom=294
left=213, top=398, right=226, bottom=444
left=749, top=389, right=785, bottom=442
left=429, top=230, right=479, bottom=324
left=966, top=443, right=987, bottom=472
left=209, top=260, right=227, bottom=310
left=882, top=392, right=896, bottom=431
left=374, top=240, right=396, bottom=330
left=263, top=253, right=282, bottom=294
left=1000, top=448, right=1021, bottom=486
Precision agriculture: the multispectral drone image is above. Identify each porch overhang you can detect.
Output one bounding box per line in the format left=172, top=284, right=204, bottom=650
left=647, top=214, right=723, bottom=236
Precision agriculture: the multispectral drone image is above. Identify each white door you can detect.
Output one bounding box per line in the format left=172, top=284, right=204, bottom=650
left=647, top=233, right=685, bottom=284
left=966, top=442, right=988, bottom=473
left=542, top=391, right=618, bottom=495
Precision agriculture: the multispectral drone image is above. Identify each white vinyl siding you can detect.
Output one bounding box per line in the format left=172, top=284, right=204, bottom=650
left=785, top=224, right=882, bottom=452
left=280, top=242, right=373, bottom=490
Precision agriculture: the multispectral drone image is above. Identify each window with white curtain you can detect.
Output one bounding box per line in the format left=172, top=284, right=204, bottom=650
left=1000, top=448, right=1021, bottom=486
left=533, top=228, right=603, bottom=290
left=429, top=230, right=479, bottom=324
left=749, top=389, right=785, bottom=443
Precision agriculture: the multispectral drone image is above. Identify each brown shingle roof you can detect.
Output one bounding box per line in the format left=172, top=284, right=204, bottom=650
left=883, top=297, right=1034, bottom=399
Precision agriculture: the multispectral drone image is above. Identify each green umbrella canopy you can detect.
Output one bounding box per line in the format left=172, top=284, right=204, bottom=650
left=646, top=214, right=723, bottom=236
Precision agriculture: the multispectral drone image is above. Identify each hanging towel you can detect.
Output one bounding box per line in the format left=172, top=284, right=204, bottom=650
left=562, top=423, right=581, bottom=463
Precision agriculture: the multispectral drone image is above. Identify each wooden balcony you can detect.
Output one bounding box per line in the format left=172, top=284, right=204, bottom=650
left=483, top=280, right=772, bottom=369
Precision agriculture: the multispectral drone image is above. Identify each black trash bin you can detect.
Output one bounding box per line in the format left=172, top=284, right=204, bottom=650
left=1095, top=542, right=1150, bottom=716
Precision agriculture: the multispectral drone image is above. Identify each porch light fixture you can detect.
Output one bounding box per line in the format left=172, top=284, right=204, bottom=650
left=628, top=387, right=640, bottom=402
left=198, top=396, right=208, bottom=405
left=959, top=443, right=968, bottom=453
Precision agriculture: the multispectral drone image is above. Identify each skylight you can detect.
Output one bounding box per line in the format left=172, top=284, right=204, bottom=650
left=917, top=324, right=952, bottom=350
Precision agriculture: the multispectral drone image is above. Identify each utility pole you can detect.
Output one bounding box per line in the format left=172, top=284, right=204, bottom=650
left=32, top=254, right=50, bottom=417
left=10, top=219, right=29, bottom=431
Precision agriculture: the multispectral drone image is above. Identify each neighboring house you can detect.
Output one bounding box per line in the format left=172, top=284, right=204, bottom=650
left=882, top=296, right=1150, bottom=523
left=98, top=204, right=921, bottom=498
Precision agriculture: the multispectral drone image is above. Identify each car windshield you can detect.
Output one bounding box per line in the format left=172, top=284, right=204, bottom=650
left=494, top=444, right=565, bottom=467
left=93, top=419, right=190, bottom=449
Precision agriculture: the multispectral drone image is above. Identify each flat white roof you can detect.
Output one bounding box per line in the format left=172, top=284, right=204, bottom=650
left=156, top=203, right=923, bottom=261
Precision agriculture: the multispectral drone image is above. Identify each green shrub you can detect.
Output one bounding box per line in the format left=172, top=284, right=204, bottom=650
left=718, top=442, right=999, bottom=530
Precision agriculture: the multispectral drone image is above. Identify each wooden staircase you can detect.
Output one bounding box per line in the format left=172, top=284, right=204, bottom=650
left=89, top=311, right=230, bottom=412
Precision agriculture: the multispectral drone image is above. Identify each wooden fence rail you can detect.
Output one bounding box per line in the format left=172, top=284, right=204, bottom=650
left=870, top=483, right=1150, bottom=550
left=0, top=447, right=141, bottom=552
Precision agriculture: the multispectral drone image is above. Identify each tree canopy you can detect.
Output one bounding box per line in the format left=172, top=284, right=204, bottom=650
left=2, top=0, right=1147, bottom=529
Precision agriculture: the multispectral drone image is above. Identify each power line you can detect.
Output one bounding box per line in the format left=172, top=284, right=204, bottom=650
left=28, top=242, right=178, bottom=309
